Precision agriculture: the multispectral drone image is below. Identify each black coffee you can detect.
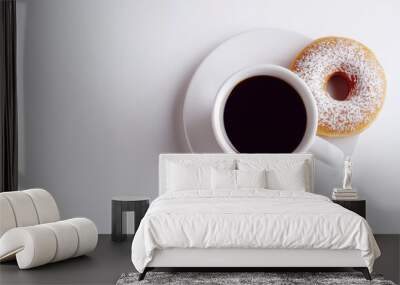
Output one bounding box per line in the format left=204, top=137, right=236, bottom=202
left=223, top=75, right=307, bottom=153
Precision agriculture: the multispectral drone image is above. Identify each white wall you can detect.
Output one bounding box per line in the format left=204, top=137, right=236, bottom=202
left=17, top=0, right=400, bottom=233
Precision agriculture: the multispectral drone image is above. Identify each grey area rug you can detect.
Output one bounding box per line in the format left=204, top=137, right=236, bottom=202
left=116, top=272, right=396, bottom=285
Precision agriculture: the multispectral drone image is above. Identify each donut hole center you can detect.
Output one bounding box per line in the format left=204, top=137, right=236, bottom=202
left=327, top=72, right=351, bottom=101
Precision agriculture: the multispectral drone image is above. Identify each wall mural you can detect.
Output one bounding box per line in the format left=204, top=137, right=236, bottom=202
left=290, top=37, right=386, bottom=138
left=183, top=29, right=386, bottom=167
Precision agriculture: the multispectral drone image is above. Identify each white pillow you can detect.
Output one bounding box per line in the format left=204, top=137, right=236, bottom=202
left=167, top=163, right=211, bottom=191
left=211, top=168, right=236, bottom=189
left=237, top=159, right=309, bottom=191
left=267, top=168, right=306, bottom=191
left=237, top=169, right=267, bottom=189
left=211, top=169, right=268, bottom=190
left=166, top=159, right=236, bottom=192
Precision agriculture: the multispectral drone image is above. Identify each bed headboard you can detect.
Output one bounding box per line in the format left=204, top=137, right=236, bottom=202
left=159, top=153, right=314, bottom=195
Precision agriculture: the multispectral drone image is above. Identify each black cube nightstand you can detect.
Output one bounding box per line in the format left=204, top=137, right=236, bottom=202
left=332, top=199, right=366, bottom=219
left=112, top=196, right=150, bottom=242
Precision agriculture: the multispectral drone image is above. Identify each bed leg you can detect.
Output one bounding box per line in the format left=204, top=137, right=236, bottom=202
left=138, top=268, right=147, bottom=281
left=354, top=267, right=371, bottom=280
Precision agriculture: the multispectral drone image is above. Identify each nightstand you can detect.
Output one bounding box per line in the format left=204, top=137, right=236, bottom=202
left=112, top=196, right=150, bottom=242
left=332, top=199, right=366, bottom=219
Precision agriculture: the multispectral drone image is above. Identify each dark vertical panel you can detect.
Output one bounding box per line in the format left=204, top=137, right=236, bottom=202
left=112, top=200, right=124, bottom=241
left=0, top=0, right=18, bottom=192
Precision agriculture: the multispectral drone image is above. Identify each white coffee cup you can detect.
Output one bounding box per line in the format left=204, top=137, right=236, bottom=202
left=212, top=64, right=344, bottom=167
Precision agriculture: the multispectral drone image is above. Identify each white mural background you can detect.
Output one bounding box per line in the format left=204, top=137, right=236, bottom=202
left=16, top=0, right=400, bottom=233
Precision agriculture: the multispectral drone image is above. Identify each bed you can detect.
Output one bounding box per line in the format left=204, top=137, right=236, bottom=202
left=131, top=154, right=380, bottom=280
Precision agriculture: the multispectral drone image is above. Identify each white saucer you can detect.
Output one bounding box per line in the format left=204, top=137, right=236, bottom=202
left=183, top=28, right=358, bottom=155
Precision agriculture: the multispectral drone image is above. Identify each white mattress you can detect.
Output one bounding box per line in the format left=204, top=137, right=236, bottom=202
left=131, top=190, right=380, bottom=273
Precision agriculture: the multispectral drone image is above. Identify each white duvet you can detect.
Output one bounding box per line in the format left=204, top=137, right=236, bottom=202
left=131, top=190, right=380, bottom=272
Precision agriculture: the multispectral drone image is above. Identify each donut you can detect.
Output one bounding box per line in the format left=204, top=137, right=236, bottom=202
left=290, top=37, right=386, bottom=137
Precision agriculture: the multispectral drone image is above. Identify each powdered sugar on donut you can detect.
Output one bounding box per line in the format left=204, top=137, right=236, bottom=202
left=292, top=37, right=386, bottom=136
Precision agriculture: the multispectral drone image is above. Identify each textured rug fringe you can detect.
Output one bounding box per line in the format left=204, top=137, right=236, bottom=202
left=116, top=271, right=395, bottom=285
